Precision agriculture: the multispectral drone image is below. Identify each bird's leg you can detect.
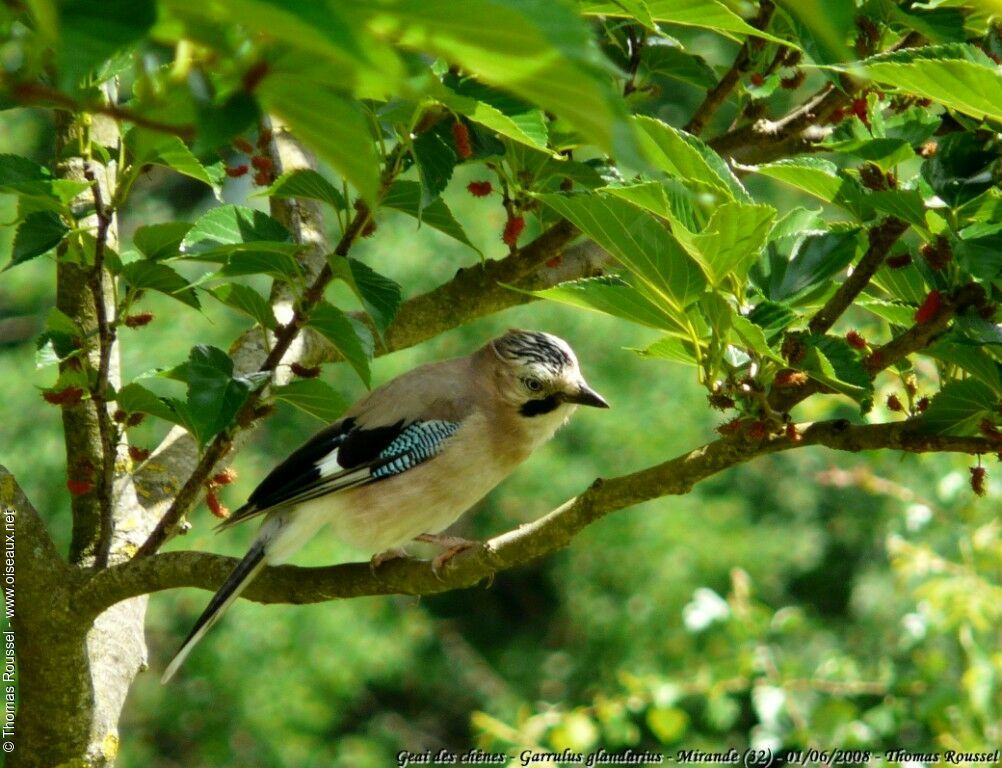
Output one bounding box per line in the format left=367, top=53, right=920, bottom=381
left=415, top=533, right=480, bottom=577
left=369, top=547, right=410, bottom=573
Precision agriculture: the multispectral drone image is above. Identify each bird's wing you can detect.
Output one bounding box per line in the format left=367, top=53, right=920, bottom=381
left=218, top=416, right=462, bottom=528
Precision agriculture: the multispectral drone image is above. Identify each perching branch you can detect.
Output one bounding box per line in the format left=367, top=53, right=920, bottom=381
left=75, top=419, right=996, bottom=617
left=684, top=0, right=776, bottom=136
left=808, top=216, right=909, bottom=336
left=84, top=166, right=118, bottom=569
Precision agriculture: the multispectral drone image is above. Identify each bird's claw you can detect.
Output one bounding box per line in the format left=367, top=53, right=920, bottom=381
left=415, top=534, right=479, bottom=580
left=370, top=547, right=409, bottom=574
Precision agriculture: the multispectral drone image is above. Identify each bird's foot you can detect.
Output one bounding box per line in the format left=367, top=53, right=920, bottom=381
left=370, top=547, right=409, bottom=574
left=415, top=533, right=479, bottom=579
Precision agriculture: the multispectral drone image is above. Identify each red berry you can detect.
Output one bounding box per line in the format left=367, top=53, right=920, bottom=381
left=67, top=478, right=93, bottom=496
left=914, top=290, right=942, bottom=324
left=256, top=129, right=273, bottom=149
left=206, top=490, right=229, bottom=519
left=886, top=394, right=904, bottom=412
left=452, top=121, right=472, bottom=159
left=785, top=422, right=801, bottom=442
left=126, top=412, right=145, bottom=427
left=253, top=171, right=271, bottom=187
left=846, top=331, right=867, bottom=350
left=916, top=396, right=930, bottom=412
left=970, top=466, right=987, bottom=497
left=886, top=253, right=912, bottom=269
left=225, top=164, right=249, bottom=178
left=747, top=421, right=768, bottom=440
left=124, top=312, right=154, bottom=329
left=750, top=73, right=765, bottom=86
left=233, top=137, right=254, bottom=154
left=113, top=409, right=127, bottom=423
left=502, top=216, right=526, bottom=247
left=251, top=155, right=272, bottom=172
left=466, top=181, right=492, bottom=197
left=979, top=419, right=1002, bottom=441
left=545, top=256, right=563, bottom=269
left=774, top=370, right=808, bottom=388
left=128, top=446, right=151, bottom=462
left=212, top=468, right=238, bottom=486
left=716, top=418, right=743, bottom=436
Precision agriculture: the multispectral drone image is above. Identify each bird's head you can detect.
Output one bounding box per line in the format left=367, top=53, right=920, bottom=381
left=489, top=329, right=609, bottom=417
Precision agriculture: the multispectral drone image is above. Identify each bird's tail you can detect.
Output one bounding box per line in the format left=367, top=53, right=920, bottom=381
left=161, top=540, right=267, bottom=683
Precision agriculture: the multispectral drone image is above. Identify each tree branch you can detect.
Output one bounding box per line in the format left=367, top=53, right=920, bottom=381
left=75, top=419, right=994, bottom=617
left=808, top=216, right=909, bottom=336
left=684, top=0, right=776, bottom=137
left=84, top=167, right=118, bottom=569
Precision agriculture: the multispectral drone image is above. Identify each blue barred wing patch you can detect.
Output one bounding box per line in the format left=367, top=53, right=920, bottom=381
left=372, top=420, right=460, bottom=479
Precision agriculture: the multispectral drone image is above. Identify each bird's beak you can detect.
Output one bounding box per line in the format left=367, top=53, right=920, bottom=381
left=566, top=382, right=609, bottom=408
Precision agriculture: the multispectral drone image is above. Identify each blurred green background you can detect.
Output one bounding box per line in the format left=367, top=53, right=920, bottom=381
left=2, top=85, right=999, bottom=765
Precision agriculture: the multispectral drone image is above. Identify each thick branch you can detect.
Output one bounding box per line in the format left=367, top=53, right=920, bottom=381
left=684, top=0, right=775, bottom=136
left=75, top=419, right=994, bottom=616
left=808, top=216, right=909, bottom=336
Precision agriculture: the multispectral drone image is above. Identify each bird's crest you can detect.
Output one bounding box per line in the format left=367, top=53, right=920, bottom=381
left=491, top=329, right=575, bottom=373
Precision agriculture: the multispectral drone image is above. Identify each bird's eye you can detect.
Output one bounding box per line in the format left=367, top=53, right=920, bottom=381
left=523, top=377, right=543, bottom=393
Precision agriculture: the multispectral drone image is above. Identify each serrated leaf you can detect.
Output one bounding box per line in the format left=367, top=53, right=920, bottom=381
left=57, top=0, right=155, bottom=89
left=801, top=342, right=869, bottom=401
left=6, top=211, right=68, bottom=270
left=641, top=44, right=716, bottom=89
left=731, top=313, right=781, bottom=361
left=634, top=335, right=700, bottom=367
left=308, top=301, right=371, bottom=386
left=635, top=116, right=748, bottom=201
left=673, top=202, right=776, bottom=287
left=752, top=157, right=866, bottom=216
left=927, top=341, right=1002, bottom=394
left=180, top=205, right=294, bottom=258
left=439, top=87, right=550, bottom=150
left=584, top=0, right=791, bottom=45
left=133, top=222, right=193, bottom=261
left=539, top=192, right=706, bottom=315
left=218, top=251, right=304, bottom=282
left=872, top=259, right=928, bottom=305
left=184, top=345, right=267, bottom=447
left=919, top=378, right=999, bottom=435
left=412, top=122, right=459, bottom=203
left=747, top=300, right=796, bottom=340
left=261, top=168, right=347, bottom=211
left=853, top=44, right=1002, bottom=124
left=330, top=258, right=402, bottom=336
left=767, top=229, right=861, bottom=302
left=776, top=0, right=853, bottom=65
left=381, top=180, right=478, bottom=252
left=130, top=132, right=219, bottom=190
left=808, top=334, right=872, bottom=395
left=858, top=299, right=917, bottom=327
left=210, top=283, right=278, bottom=330
left=115, top=382, right=183, bottom=424
left=530, top=275, right=688, bottom=334
left=271, top=379, right=349, bottom=423
left=120, top=261, right=200, bottom=309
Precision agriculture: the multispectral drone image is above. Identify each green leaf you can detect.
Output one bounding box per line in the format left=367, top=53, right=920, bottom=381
left=768, top=229, right=862, bottom=302
left=0, top=154, right=51, bottom=184
left=752, top=157, right=866, bottom=216
left=853, top=44, right=1002, bottom=124
left=641, top=44, right=717, bottom=89
left=529, top=275, right=688, bottom=334
left=115, top=382, right=183, bottom=424
left=412, top=122, right=459, bottom=203
left=120, top=261, right=201, bottom=309
left=308, top=301, right=371, bottom=386
left=858, top=299, right=917, bottom=327
left=634, top=335, right=700, bottom=367
left=800, top=341, right=869, bottom=401
left=748, top=300, right=796, bottom=340
left=258, top=73, right=380, bottom=204
left=872, top=258, right=928, bottom=305
left=920, top=132, right=1000, bottom=208
left=673, top=202, right=776, bottom=287
left=133, top=222, right=193, bottom=261
left=731, top=313, right=781, bottom=361
left=919, top=379, right=999, bottom=435
left=375, top=0, right=639, bottom=165
left=210, top=283, right=278, bottom=330
left=381, top=180, right=478, bottom=252
left=181, top=205, right=293, bottom=258
left=130, top=132, right=219, bottom=190
left=271, top=379, right=349, bottom=423
left=775, top=0, right=853, bottom=65
left=57, top=0, right=156, bottom=88
left=927, top=341, right=1002, bottom=394
left=824, top=138, right=914, bottom=171
left=956, top=231, right=1002, bottom=281
left=6, top=211, right=68, bottom=270
left=218, top=251, right=304, bottom=282
left=602, top=181, right=672, bottom=220
left=260, top=169, right=347, bottom=211
left=584, top=0, right=791, bottom=45
left=184, top=345, right=265, bottom=446
left=330, top=258, right=402, bottom=336
left=808, top=334, right=872, bottom=397
left=438, top=87, right=549, bottom=150
left=635, top=116, right=748, bottom=201
left=539, top=192, right=706, bottom=315
left=866, top=190, right=926, bottom=230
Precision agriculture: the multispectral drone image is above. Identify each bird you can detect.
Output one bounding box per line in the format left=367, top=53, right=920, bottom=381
left=161, top=329, right=608, bottom=682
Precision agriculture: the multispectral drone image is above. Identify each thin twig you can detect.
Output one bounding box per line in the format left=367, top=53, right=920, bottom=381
left=10, top=81, right=196, bottom=141
left=85, top=166, right=118, bottom=569
left=623, top=26, right=645, bottom=97
left=684, top=0, right=776, bottom=136
left=809, top=216, right=909, bottom=335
